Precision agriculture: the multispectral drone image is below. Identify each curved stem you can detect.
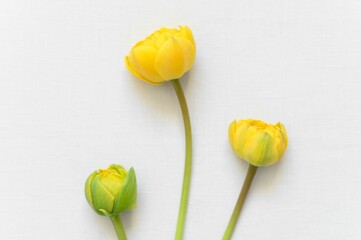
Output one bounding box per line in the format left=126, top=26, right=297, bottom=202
left=222, top=164, right=258, bottom=240
left=171, top=79, right=192, bottom=240
left=110, top=215, right=127, bottom=240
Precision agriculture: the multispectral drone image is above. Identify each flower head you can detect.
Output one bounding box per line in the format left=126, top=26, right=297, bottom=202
left=229, top=119, right=288, bottom=166
left=125, top=26, right=196, bottom=84
left=85, top=164, right=137, bottom=216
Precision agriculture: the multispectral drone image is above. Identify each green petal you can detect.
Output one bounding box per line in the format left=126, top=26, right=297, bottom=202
left=91, top=175, right=115, bottom=215
left=114, top=167, right=137, bottom=213
left=85, top=171, right=97, bottom=208
left=253, top=133, right=272, bottom=166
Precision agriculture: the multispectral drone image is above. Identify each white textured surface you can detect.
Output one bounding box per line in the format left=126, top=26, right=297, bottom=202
left=1, top=0, right=361, bottom=239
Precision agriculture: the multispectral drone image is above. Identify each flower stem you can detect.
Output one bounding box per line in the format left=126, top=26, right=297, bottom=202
left=110, top=215, right=127, bottom=240
left=171, top=79, right=192, bottom=240
left=222, top=164, right=258, bottom=240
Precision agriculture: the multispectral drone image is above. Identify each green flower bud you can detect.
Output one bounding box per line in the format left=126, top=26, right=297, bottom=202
left=85, top=164, right=137, bottom=217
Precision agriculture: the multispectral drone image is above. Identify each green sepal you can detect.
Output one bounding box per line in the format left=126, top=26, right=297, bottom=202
left=98, top=209, right=112, bottom=216
left=113, top=167, right=137, bottom=214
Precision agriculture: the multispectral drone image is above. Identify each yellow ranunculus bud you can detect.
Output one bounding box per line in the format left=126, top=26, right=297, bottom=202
left=85, top=164, right=137, bottom=217
left=125, top=26, right=196, bottom=85
left=229, top=119, right=288, bottom=167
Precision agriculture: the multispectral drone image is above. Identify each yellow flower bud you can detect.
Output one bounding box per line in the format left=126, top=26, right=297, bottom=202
left=229, top=119, right=288, bottom=167
left=85, top=164, right=137, bottom=217
left=125, top=26, right=196, bottom=85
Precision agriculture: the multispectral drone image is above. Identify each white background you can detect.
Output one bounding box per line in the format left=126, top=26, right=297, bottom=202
left=1, top=0, right=361, bottom=239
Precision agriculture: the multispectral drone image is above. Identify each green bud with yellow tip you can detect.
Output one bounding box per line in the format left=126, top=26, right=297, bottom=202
left=85, top=164, right=137, bottom=216
left=85, top=164, right=137, bottom=240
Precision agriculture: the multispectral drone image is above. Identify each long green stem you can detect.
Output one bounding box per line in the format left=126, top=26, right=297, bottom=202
left=222, top=164, right=258, bottom=240
left=171, top=79, right=192, bottom=240
left=110, top=215, right=127, bottom=240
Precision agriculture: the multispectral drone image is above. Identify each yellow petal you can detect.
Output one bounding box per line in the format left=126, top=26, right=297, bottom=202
left=276, top=123, right=288, bottom=159
left=99, top=172, right=124, bottom=197
left=155, top=32, right=171, bottom=49
left=228, top=120, right=238, bottom=152
left=174, top=36, right=196, bottom=72
left=125, top=56, right=154, bottom=84
left=126, top=46, right=165, bottom=84
left=238, top=126, right=258, bottom=160
left=179, top=26, right=196, bottom=49
left=155, top=37, right=185, bottom=80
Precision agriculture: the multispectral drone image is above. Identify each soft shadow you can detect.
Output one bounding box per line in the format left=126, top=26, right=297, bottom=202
left=232, top=152, right=249, bottom=176
left=93, top=215, right=114, bottom=238
left=125, top=71, right=195, bottom=124
left=254, top=151, right=290, bottom=193
left=127, top=72, right=193, bottom=118
left=121, top=210, right=136, bottom=231
left=230, top=149, right=290, bottom=193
